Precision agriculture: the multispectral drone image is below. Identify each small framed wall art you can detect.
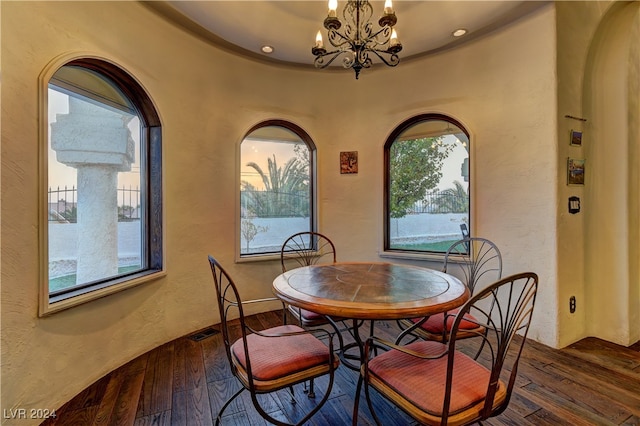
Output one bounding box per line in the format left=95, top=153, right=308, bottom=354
left=340, top=151, right=358, bottom=174
left=567, top=158, right=585, bottom=185
left=570, top=129, right=583, bottom=146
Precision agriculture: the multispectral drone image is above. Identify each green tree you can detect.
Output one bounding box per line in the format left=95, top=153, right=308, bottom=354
left=431, top=180, right=469, bottom=213
left=389, top=137, right=453, bottom=218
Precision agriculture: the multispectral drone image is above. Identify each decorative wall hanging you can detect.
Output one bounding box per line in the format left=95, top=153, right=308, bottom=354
left=340, top=151, right=358, bottom=174
left=567, top=158, right=585, bottom=185
left=570, top=129, right=583, bottom=146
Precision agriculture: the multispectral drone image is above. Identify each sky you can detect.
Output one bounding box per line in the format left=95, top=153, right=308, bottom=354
left=49, top=89, right=468, bottom=194
left=240, top=139, right=302, bottom=189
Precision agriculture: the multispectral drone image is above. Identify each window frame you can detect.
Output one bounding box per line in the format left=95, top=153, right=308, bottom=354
left=39, top=55, right=164, bottom=316
left=382, top=113, right=471, bottom=259
left=236, top=119, right=317, bottom=261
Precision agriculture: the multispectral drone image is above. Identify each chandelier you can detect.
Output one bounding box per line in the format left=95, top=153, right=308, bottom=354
left=312, top=0, right=402, bottom=79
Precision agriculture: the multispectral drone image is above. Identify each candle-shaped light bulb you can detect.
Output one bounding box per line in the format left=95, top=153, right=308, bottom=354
left=328, top=0, right=338, bottom=17
left=390, top=28, right=399, bottom=46
left=384, top=0, right=393, bottom=14
left=315, top=31, right=324, bottom=48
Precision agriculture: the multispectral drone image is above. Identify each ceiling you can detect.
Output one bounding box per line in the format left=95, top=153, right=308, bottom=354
left=146, top=1, right=548, bottom=69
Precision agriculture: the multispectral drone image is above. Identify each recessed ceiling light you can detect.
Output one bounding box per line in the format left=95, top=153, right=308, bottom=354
left=452, top=28, right=468, bottom=37
left=261, top=45, right=274, bottom=54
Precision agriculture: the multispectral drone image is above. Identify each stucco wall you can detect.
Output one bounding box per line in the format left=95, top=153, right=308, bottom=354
left=556, top=1, right=640, bottom=347
left=1, top=1, right=558, bottom=420
left=582, top=1, right=640, bottom=346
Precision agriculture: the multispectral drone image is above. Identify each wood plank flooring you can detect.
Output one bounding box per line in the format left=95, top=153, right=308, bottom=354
left=42, top=311, right=640, bottom=425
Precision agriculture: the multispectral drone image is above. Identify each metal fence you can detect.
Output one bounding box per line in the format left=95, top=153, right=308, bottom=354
left=240, top=188, right=467, bottom=218
left=240, top=189, right=310, bottom=218
left=48, top=186, right=140, bottom=222
left=48, top=187, right=465, bottom=222
left=409, top=191, right=468, bottom=214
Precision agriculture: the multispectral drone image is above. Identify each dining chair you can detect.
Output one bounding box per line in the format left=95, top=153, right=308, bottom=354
left=460, top=223, right=470, bottom=239
left=208, top=255, right=339, bottom=426
left=280, top=232, right=345, bottom=344
left=355, top=272, right=538, bottom=426
left=396, top=237, right=503, bottom=344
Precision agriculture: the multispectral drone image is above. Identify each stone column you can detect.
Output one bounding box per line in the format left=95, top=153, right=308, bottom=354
left=51, top=96, right=135, bottom=285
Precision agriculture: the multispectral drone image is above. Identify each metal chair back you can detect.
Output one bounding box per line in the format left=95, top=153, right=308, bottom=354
left=281, top=231, right=337, bottom=272
left=442, top=272, right=538, bottom=423
left=208, top=255, right=249, bottom=379
left=443, top=237, right=502, bottom=295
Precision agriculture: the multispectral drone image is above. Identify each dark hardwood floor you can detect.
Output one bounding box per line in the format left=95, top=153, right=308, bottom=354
left=42, top=311, right=640, bottom=426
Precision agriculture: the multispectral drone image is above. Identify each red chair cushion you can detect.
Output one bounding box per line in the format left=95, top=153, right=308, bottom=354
left=299, top=308, right=324, bottom=321
left=368, top=340, right=491, bottom=415
left=231, top=325, right=331, bottom=381
left=412, top=309, right=480, bottom=334
left=289, top=306, right=344, bottom=324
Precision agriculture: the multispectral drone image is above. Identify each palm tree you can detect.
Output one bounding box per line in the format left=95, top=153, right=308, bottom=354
left=246, top=154, right=307, bottom=193
left=242, top=155, right=309, bottom=217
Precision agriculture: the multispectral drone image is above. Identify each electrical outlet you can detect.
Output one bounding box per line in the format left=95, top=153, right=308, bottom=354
left=569, top=296, right=576, bottom=313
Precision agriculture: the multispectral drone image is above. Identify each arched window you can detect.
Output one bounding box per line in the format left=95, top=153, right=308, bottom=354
left=384, top=114, right=470, bottom=255
left=239, top=120, right=316, bottom=257
left=41, top=57, right=163, bottom=315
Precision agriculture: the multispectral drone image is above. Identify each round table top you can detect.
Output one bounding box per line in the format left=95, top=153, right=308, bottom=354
left=272, top=262, right=469, bottom=320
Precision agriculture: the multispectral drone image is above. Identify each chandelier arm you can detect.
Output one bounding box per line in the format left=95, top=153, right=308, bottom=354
left=367, top=50, right=400, bottom=67
left=367, top=26, right=392, bottom=46
left=314, top=50, right=350, bottom=69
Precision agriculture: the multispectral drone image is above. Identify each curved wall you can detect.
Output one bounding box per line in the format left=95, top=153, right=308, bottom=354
left=2, top=0, right=558, bottom=418
left=556, top=0, right=640, bottom=347
left=583, top=1, right=640, bottom=345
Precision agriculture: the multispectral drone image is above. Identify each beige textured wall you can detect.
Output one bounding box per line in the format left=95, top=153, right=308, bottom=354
left=556, top=0, right=600, bottom=350
left=582, top=1, right=640, bottom=346
left=2, top=0, right=560, bottom=419
left=630, top=6, right=640, bottom=346
left=556, top=1, right=640, bottom=348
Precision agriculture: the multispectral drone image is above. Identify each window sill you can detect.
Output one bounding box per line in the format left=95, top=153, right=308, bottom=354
left=380, top=250, right=471, bottom=266
left=235, top=253, right=281, bottom=263
left=379, top=250, right=446, bottom=262
left=39, top=269, right=167, bottom=317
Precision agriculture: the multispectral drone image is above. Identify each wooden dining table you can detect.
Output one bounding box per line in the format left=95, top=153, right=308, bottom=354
left=272, top=261, right=469, bottom=368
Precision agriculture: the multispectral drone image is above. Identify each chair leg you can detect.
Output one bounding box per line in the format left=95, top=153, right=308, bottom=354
left=307, top=379, right=316, bottom=398
left=326, top=316, right=345, bottom=354
left=369, top=320, right=378, bottom=356
left=255, top=371, right=335, bottom=426
left=216, top=387, right=245, bottom=426
left=352, top=375, right=364, bottom=426
left=364, top=382, right=384, bottom=426
left=288, top=386, right=297, bottom=404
